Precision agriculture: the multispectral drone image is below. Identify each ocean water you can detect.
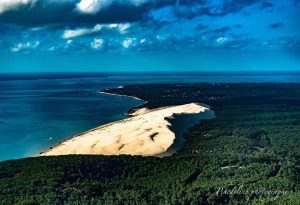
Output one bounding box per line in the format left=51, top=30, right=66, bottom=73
left=1, top=72, right=300, bottom=161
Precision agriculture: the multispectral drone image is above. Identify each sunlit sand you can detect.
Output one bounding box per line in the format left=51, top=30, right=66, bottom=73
left=39, top=103, right=210, bottom=156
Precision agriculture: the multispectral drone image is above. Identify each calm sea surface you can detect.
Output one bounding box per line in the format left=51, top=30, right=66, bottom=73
left=1, top=72, right=300, bottom=161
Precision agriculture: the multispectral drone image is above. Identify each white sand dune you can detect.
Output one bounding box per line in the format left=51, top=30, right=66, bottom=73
left=39, top=103, right=209, bottom=157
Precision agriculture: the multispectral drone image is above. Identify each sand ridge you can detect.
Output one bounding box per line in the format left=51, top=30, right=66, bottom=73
left=39, top=103, right=209, bottom=156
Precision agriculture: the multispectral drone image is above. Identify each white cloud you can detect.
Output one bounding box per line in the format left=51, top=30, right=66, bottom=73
left=48, top=46, right=55, bottom=51
left=62, top=23, right=130, bottom=40
left=107, top=23, right=118, bottom=29
left=140, top=38, right=146, bottom=44
left=106, top=23, right=131, bottom=34
left=76, top=0, right=152, bottom=14
left=91, top=38, right=104, bottom=49
left=62, top=24, right=102, bottom=39
left=63, top=40, right=73, bottom=49
left=122, top=39, right=132, bottom=48
left=33, top=41, right=40, bottom=47
left=122, top=38, right=136, bottom=48
left=76, top=0, right=105, bottom=14
left=118, top=23, right=131, bottom=34
left=11, top=41, right=40, bottom=52
left=216, top=37, right=228, bottom=44
left=0, top=0, right=36, bottom=14
left=11, top=43, right=23, bottom=52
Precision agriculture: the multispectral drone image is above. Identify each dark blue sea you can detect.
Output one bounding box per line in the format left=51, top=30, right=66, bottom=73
left=1, top=72, right=300, bottom=161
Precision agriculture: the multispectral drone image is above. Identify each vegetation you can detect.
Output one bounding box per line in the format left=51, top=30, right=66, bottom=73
left=1, top=83, right=300, bottom=204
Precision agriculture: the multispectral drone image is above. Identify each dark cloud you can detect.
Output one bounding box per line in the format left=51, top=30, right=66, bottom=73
left=260, top=1, right=274, bottom=10
left=268, top=22, right=284, bottom=29
left=221, top=0, right=258, bottom=14
left=0, top=1, right=150, bottom=25
left=201, top=0, right=271, bottom=17
left=194, top=24, right=208, bottom=31
left=0, top=0, right=277, bottom=26
left=0, top=0, right=208, bottom=25
left=172, top=0, right=207, bottom=19
left=212, top=26, right=231, bottom=34
left=0, top=1, right=76, bottom=25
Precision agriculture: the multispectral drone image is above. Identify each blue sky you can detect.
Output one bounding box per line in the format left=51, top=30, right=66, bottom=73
left=0, top=0, right=299, bottom=72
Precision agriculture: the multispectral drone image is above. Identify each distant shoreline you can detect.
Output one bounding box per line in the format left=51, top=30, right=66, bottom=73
left=98, top=89, right=149, bottom=115
left=98, top=90, right=147, bottom=104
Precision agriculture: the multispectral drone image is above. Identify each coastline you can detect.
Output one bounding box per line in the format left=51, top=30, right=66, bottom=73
left=39, top=87, right=146, bottom=156
left=38, top=85, right=215, bottom=157
left=98, top=91, right=146, bottom=103
left=98, top=89, right=149, bottom=115
left=39, top=102, right=213, bottom=157
left=158, top=109, right=215, bottom=157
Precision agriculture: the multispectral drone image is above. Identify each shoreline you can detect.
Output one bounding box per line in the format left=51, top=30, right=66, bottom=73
left=38, top=85, right=214, bottom=157
left=39, top=87, right=146, bottom=156
left=98, top=91, right=146, bottom=103
left=39, top=102, right=213, bottom=157
left=98, top=89, right=149, bottom=115
left=158, top=109, right=215, bottom=157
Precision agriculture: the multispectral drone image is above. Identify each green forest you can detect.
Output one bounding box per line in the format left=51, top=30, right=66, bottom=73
left=1, top=83, right=300, bottom=204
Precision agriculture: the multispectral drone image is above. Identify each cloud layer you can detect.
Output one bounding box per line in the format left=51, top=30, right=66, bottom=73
left=0, top=0, right=299, bottom=55
left=0, top=0, right=281, bottom=25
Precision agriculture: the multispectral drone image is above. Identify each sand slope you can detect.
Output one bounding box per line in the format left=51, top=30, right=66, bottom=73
left=39, top=103, right=209, bottom=156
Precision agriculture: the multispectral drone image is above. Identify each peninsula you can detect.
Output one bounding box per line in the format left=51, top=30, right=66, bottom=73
left=39, top=103, right=211, bottom=156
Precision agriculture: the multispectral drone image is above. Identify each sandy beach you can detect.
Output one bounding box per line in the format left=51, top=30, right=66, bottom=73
left=39, top=103, right=210, bottom=157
